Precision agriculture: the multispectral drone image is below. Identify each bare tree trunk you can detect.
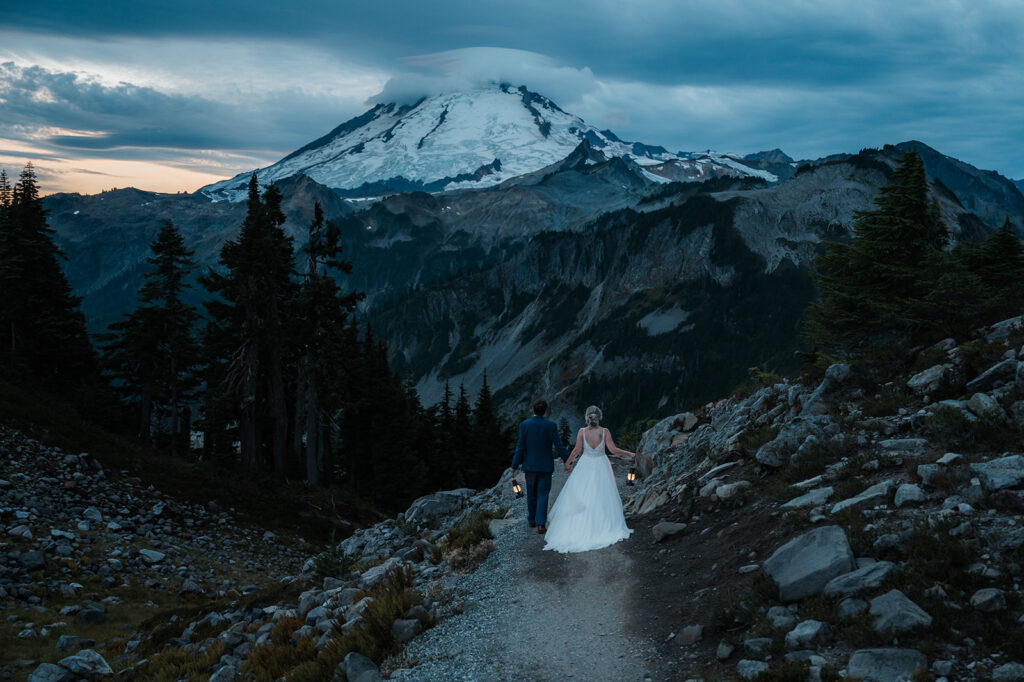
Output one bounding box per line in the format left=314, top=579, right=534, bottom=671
left=170, top=355, right=179, bottom=454
left=138, top=390, right=153, bottom=444
left=321, top=417, right=333, bottom=486
left=304, top=377, right=320, bottom=485
left=292, top=359, right=306, bottom=464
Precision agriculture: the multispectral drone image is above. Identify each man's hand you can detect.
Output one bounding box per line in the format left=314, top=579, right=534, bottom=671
left=563, top=461, right=573, bottom=473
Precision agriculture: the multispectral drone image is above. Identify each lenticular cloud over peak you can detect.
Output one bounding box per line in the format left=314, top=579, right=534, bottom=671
left=367, top=47, right=598, bottom=108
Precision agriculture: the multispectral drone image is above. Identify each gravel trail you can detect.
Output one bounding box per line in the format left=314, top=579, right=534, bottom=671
left=392, top=462, right=664, bottom=682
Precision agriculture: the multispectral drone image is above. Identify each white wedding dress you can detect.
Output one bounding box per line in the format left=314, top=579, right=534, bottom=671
left=543, top=430, right=633, bottom=553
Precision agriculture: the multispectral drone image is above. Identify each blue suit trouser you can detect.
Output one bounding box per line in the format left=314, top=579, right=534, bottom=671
left=525, top=471, right=552, bottom=527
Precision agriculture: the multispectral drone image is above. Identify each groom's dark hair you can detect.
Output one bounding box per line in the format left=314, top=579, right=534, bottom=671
left=533, top=399, right=548, bottom=416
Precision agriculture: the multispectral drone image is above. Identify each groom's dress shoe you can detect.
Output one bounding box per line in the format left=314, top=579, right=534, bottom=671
left=537, top=525, right=546, bottom=534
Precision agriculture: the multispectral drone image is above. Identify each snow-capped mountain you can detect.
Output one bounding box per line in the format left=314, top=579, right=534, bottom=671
left=199, top=84, right=776, bottom=201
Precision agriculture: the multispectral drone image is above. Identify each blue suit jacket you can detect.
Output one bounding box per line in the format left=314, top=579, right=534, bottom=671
left=511, top=416, right=569, bottom=473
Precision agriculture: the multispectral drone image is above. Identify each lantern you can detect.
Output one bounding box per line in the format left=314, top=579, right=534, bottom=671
left=512, top=477, right=524, bottom=498
left=626, top=467, right=637, bottom=486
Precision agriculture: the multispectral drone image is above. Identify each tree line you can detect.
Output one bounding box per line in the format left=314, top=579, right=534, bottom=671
left=808, top=150, right=1024, bottom=355
left=0, top=167, right=511, bottom=510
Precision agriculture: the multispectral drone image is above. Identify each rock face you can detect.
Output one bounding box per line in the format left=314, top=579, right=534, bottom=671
left=846, top=648, right=928, bottom=682
left=763, top=526, right=856, bottom=602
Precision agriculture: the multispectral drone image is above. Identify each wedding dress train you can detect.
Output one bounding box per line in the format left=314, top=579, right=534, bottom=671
left=543, top=431, right=633, bottom=553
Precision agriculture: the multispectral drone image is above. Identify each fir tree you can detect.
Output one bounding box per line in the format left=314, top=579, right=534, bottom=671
left=558, top=416, right=572, bottom=450
left=807, top=151, right=948, bottom=350
left=469, top=371, right=506, bottom=488
left=0, top=164, right=96, bottom=389
left=974, top=218, right=1024, bottom=315
left=294, top=202, right=363, bottom=484
left=99, top=220, right=200, bottom=449
left=201, top=175, right=297, bottom=475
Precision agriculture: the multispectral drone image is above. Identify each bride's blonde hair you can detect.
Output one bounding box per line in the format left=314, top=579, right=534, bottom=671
left=585, top=405, right=602, bottom=427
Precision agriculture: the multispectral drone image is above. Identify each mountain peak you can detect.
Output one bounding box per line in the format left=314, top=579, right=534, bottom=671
left=200, top=83, right=774, bottom=202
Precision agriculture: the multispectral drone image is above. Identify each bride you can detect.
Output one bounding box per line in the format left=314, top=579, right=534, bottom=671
left=543, top=405, right=635, bottom=553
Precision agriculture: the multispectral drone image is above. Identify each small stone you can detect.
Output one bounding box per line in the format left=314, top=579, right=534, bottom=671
left=679, top=625, right=702, bottom=645
left=993, top=662, right=1024, bottom=681
left=781, top=487, right=834, bottom=510
left=82, top=506, right=103, bottom=523
left=209, top=664, right=238, bottom=682
left=895, top=484, right=927, bottom=508
left=847, top=648, right=928, bottom=682
left=58, top=649, right=113, bottom=676
left=27, top=663, right=72, bottom=682
left=837, top=597, right=868, bottom=621
left=56, top=635, right=96, bottom=653
left=744, top=638, right=773, bottom=657
left=391, top=618, right=423, bottom=644
left=717, top=640, right=735, bottom=660
left=651, top=521, right=687, bottom=542
left=767, top=605, right=796, bottom=629
left=138, top=548, right=165, bottom=564
left=937, top=453, right=964, bottom=466
left=785, top=620, right=830, bottom=649
left=343, top=651, right=382, bottom=682
left=869, top=589, right=932, bottom=635
left=824, top=561, right=897, bottom=598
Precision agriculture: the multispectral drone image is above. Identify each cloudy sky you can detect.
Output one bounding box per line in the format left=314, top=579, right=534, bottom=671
left=2, top=0, right=1023, bottom=194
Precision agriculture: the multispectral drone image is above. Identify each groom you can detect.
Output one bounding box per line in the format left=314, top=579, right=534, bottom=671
left=508, top=399, right=569, bottom=534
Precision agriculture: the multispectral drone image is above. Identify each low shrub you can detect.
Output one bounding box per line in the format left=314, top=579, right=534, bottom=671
left=311, top=542, right=356, bottom=581
left=444, top=510, right=505, bottom=554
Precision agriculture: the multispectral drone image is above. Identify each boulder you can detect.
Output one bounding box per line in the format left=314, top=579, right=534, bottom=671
left=994, top=663, right=1024, bottom=682
left=869, top=590, right=932, bottom=635
left=966, top=358, right=1018, bottom=392
left=824, top=561, right=897, bottom=599
left=651, top=521, right=687, bottom=543
left=755, top=417, right=826, bottom=468
left=970, top=588, right=1007, bottom=612
left=763, top=525, right=856, bottom=602
left=971, top=455, right=1024, bottom=491
left=744, top=638, right=773, bottom=656
left=359, top=557, right=405, bottom=591
left=56, top=635, right=96, bottom=653
left=75, top=602, right=106, bottom=625
left=715, top=480, right=752, bottom=500
left=967, top=392, right=1006, bottom=420
left=785, top=620, right=830, bottom=649
left=58, top=649, right=113, bottom=676
left=391, top=618, right=423, bottom=644
left=831, top=479, right=896, bottom=514
left=894, top=484, right=926, bottom=508
left=907, top=363, right=952, bottom=395
left=343, top=651, right=382, bottom=682
left=916, top=463, right=942, bottom=487
left=403, top=489, right=475, bottom=529
left=737, top=660, right=770, bottom=680
left=781, top=486, right=833, bottom=509
left=847, top=649, right=928, bottom=682
left=27, top=663, right=72, bottom=682
left=801, top=363, right=852, bottom=415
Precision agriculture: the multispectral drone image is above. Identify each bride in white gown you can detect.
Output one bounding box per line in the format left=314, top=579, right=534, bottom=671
left=543, top=406, right=635, bottom=553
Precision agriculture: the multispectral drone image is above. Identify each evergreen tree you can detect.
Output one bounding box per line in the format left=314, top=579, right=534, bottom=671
left=201, top=175, right=297, bottom=475
left=294, top=202, right=363, bottom=485
left=453, top=382, right=473, bottom=482
left=974, top=218, right=1024, bottom=316
left=99, top=220, right=200, bottom=449
left=807, top=151, right=948, bottom=350
left=558, top=415, right=572, bottom=449
left=469, top=372, right=506, bottom=488
left=0, top=164, right=96, bottom=389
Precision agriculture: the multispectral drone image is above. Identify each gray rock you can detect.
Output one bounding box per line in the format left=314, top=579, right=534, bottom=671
left=138, top=548, right=165, bottom=564
left=19, top=550, right=46, bottom=571
left=971, top=455, right=1024, bottom=491
left=391, top=618, right=423, bottom=644
left=970, top=587, right=1007, bottom=612
left=894, top=484, right=927, bottom=508
left=82, top=506, right=102, bottom=523
left=785, top=620, right=830, bottom=649
left=781, top=486, right=833, bottom=509
left=27, top=663, right=72, bottom=682
left=343, top=651, right=382, bottom=682
left=937, top=452, right=964, bottom=466
left=679, top=624, right=703, bottom=644
left=968, top=392, right=1006, bottom=420
left=767, top=605, right=796, bottom=629
left=75, top=602, right=106, bottom=624
left=651, top=521, right=687, bottom=542
left=802, top=363, right=852, bottom=415
left=737, top=660, right=770, bottom=680
left=932, top=660, right=955, bottom=676
left=755, top=417, right=825, bottom=468
left=744, top=637, right=773, bottom=656
left=717, top=640, right=735, bottom=660
left=359, top=557, right=404, bottom=591
left=869, top=589, right=932, bottom=635
left=831, top=479, right=896, bottom=514
left=56, top=635, right=96, bottom=653
left=994, top=662, right=1024, bottom=681
left=763, top=525, right=856, bottom=602
left=847, top=648, right=928, bottom=682
left=837, top=597, right=868, bottom=621
left=403, top=489, right=476, bottom=529
left=715, top=480, right=752, bottom=500
left=824, top=561, right=897, bottom=598
left=907, top=364, right=952, bottom=395
left=487, top=518, right=518, bottom=536
left=966, top=358, right=1018, bottom=392
left=916, top=463, right=941, bottom=486
left=209, top=665, right=237, bottom=682
left=58, top=649, right=113, bottom=676
left=879, top=438, right=928, bottom=456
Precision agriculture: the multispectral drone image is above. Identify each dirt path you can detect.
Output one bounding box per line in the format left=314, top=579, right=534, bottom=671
left=393, top=461, right=667, bottom=681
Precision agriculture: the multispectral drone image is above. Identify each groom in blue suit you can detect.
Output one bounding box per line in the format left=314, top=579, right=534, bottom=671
left=508, top=399, right=569, bottom=534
